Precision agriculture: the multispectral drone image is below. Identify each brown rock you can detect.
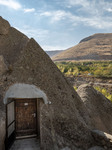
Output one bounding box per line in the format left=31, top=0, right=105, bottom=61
left=0, top=16, right=10, bottom=35
left=0, top=55, right=8, bottom=75
left=91, top=130, right=112, bottom=148
left=77, top=84, right=112, bottom=134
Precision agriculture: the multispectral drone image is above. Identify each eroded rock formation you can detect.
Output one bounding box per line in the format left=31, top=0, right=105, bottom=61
left=77, top=84, right=112, bottom=134
left=0, top=16, right=112, bottom=150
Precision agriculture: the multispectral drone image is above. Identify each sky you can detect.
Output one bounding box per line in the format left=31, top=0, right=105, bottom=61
left=0, top=0, right=112, bottom=51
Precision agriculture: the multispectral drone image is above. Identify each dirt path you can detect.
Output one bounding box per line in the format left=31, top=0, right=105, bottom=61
left=10, top=138, right=40, bottom=150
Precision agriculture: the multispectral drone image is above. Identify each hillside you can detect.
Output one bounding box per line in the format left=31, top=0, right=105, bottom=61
left=46, top=50, right=63, bottom=57
left=52, top=33, right=112, bottom=61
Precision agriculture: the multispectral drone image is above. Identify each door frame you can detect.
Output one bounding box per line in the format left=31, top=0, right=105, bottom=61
left=15, top=98, right=38, bottom=138
left=5, top=99, right=16, bottom=150
left=5, top=98, right=41, bottom=149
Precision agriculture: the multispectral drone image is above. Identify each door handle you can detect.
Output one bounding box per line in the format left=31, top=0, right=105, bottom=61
left=32, top=113, right=36, bottom=118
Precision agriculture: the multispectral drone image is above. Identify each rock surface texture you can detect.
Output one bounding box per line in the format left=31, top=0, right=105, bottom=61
left=0, top=16, right=10, bottom=35
left=77, top=84, right=112, bottom=135
left=91, top=130, right=112, bottom=149
left=0, top=16, right=112, bottom=150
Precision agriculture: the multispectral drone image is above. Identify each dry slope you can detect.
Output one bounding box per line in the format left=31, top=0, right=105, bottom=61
left=52, top=33, right=112, bottom=61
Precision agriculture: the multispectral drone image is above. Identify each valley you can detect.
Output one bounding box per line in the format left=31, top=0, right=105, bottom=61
left=55, top=61, right=112, bottom=102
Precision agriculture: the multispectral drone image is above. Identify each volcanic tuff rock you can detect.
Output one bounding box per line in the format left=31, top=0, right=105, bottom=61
left=0, top=17, right=29, bottom=65
left=52, top=33, right=112, bottom=61
left=0, top=16, right=112, bottom=150
left=91, top=130, right=112, bottom=149
left=0, top=55, right=8, bottom=75
left=77, top=84, right=112, bottom=134
left=0, top=16, right=10, bottom=35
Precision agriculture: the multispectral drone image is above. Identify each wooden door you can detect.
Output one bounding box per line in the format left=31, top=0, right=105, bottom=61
left=15, top=99, right=37, bottom=137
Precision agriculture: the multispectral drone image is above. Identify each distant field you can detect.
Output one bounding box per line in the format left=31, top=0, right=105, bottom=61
left=56, top=61, right=112, bottom=102
left=55, top=61, right=112, bottom=78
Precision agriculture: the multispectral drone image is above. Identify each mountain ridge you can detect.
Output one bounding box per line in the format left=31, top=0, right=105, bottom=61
left=45, top=50, right=63, bottom=57
left=52, top=33, right=112, bottom=61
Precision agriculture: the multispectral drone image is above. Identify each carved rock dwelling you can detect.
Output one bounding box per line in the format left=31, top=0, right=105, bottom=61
left=0, top=16, right=112, bottom=150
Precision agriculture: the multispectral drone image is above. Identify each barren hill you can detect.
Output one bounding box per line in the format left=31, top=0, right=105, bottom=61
left=52, top=33, right=112, bottom=61
left=46, top=50, right=63, bottom=57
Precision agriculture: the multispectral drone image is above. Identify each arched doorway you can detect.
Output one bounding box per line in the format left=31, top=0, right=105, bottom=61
left=4, top=83, right=48, bottom=150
